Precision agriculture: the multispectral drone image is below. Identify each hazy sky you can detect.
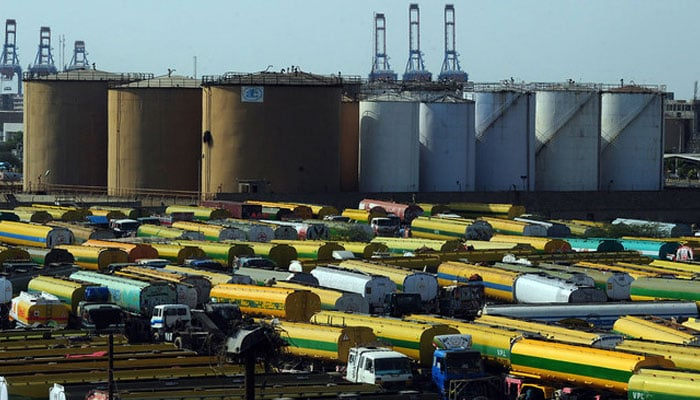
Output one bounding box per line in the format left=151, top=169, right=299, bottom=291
left=3, top=0, right=699, bottom=99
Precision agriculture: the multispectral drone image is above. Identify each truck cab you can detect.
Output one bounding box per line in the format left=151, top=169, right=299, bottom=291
left=370, top=215, right=401, bottom=237
left=431, top=334, right=501, bottom=400
left=109, top=218, right=140, bottom=238
left=151, top=304, right=192, bottom=341
left=346, top=346, right=413, bottom=387
left=384, top=292, right=423, bottom=318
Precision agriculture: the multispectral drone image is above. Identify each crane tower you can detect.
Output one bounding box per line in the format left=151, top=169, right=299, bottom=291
left=28, top=26, right=57, bottom=76
left=368, top=13, right=397, bottom=82
left=438, top=5, right=468, bottom=82
left=0, top=19, right=22, bottom=94
left=403, top=3, right=431, bottom=82
left=66, top=40, right=89, bottom=71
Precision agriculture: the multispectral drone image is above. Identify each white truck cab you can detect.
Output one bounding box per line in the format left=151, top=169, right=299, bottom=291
left=370, top=215, right=401, bottom=237
left=150, top=304, right=192, bottom=335
left=345, top=346, right=413, bottom=386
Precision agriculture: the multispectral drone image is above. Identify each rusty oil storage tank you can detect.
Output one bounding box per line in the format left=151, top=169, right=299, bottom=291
left=472, top=83, right=536, bottom=191
left=600, top=86, right=665, bottom=191
left=23, top=69, right=150, bottom=192
left=201, top=71, right=346, bottom=194
left=419, top=95, right=475, bottom=192
left=340, top=96, right=360, bottom=192
left=535, top=82, right=601, bottom=191
left=359, top=93, right=419, bottom=192
left=108, top=75, right=202, bottom=196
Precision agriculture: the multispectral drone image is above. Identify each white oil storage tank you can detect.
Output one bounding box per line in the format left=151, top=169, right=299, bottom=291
left=472, top=84, right=536, bottom=191
left=600, top=87, right=664, bottom=190
left=359, top=95, right=419, bottom=192
left=418, top=97, right=475, bottom=192
left=310, top=265, right=397, bottom=313
left=535, top=83, right=601, bottom=191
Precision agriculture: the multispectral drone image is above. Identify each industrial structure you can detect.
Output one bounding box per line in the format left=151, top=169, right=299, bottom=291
left=107, top=75, right=202, bottom=197
left=368, top=13, right=396, bottom=82
left=0, top=19, right=21, bottom=95
left=200, top=71, right=359, bottom=195
left=66, top=40, right=89, bottom=71
left=12, top=4, right=678, bottom=196
left=534, top=82, right=602, bottom=191
left=438, top=5, right=468, bottom=83
left=23, top=70, right=152, bottom=192
left=28, top=27, right=57, bottom=76
left=402, top=4, right=431, bottom=82
left=472, top=83, right=536, bottom=192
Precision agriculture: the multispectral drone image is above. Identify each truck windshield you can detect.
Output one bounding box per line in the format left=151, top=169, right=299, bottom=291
left=374, top=358, right=412, bottom=375
left=376, top=219, right=399, bottom=227
left=445, top=353, right=482, bottom=374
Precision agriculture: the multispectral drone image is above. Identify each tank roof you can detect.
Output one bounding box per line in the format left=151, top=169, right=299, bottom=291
left=201, top=70, right=355, bottom=87
left=23, top=69, right=153, bottom=83
left=117, top=75, right=201, bottom=89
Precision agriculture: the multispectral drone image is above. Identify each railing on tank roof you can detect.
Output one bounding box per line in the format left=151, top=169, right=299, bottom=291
left=201, top=71, right=361, bottom=86
left=22, top=70, right=154, bottom=82
left=112, top=76, right=202, bottom=89
left=28, top=184, right=204, bottom=206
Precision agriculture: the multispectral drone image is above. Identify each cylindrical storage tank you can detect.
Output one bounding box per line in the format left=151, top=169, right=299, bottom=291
left=509, top=338, right=673, bottom=394
left=177, top=240, right=255, bottom=268
left=310, top=265, right=397, bottom=312
left=473, top=87, right=536, bottom=191
left=119, top=265, right=212, bottom=308
left=172, top=221, right=246, bottom=241
left=218, top=219, right=274, bottom=242
left=340, top=98, right=359, bottom=192
left=276, top=321, right=375, bottom=363
left=535, top=86, right=601, bottom=191
left=612, top=315, right=700, bottom=346
left=137, top=224, right=205, bottom=241
left=311, top=310, right=459, bottom=366
left=148, top=243, right=207, bottom=265
left=108, top=76, right=202, bottom=196
left=55, top=245, right=129, bottom=272
left=82, top=240, right=159, bottom=262
left=25, top=247, right=74, bottom=266
left=228, top=241, right=296, bottom=267
left=629, top=369, right=700, bottom=400
left=0, top=221, right=74, bottom=248
left=359, top=98, right=419, bottom=192
left=323, top=222, right=375, bottom=243
left=23, top=70, right=146, bottom=191
left=271, top=240, right=343, bottom=261
left=630, top=276, right=700, bottom=301
left=210, top=283, right=321, bottom=322
left=201, top=73, right=343, bottom=194
left=165, top=205, right=230, bottom=221
left=335, top=242, right=388, bottom=260
left=275, top=280, right=370, bottom=313
left=419, top=99, right=475, bottom=192
left=512, top=273, right=607, bottom=303
left=600, top=89, right=664, bottom=191
left=69, top=270, right=177, bottom=316
left=27, top=275, right=94, bottom=314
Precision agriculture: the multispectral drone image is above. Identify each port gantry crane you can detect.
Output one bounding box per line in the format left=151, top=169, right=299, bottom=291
left=368, top=13, right=397, bottom=83
left=0, top=19, right=22, bottom=94
left=403, top=3, right=431, bottom=82
left=438, top=4, right=468, bottom=83
left=28, top=26, right=57, bottom=77
left=66, top=40, right=89, bottom=71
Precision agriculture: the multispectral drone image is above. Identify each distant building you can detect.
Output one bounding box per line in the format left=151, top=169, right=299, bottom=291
left=664, top=99, right=699, bottom=153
